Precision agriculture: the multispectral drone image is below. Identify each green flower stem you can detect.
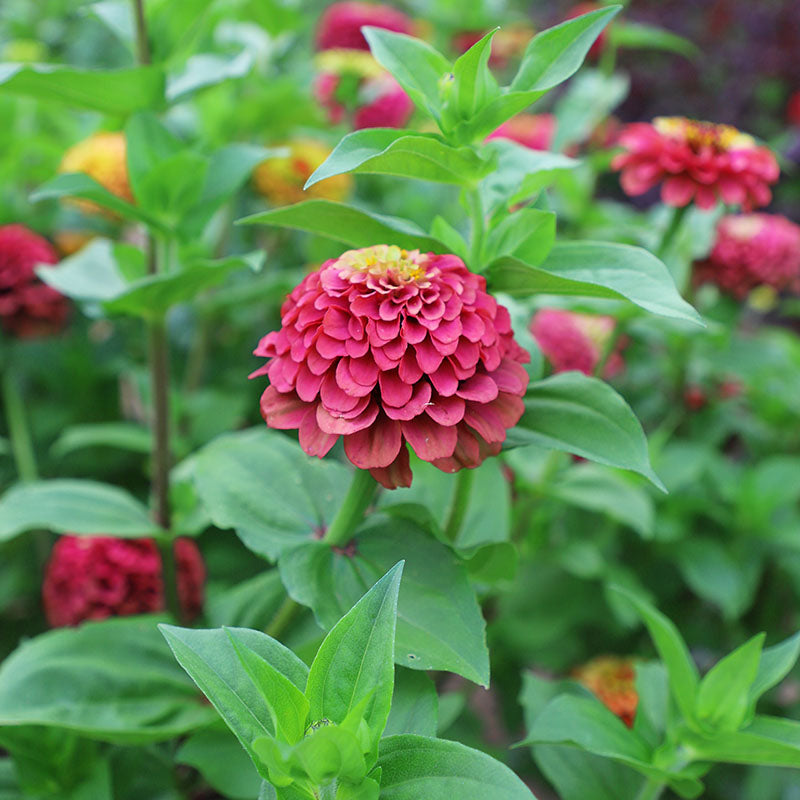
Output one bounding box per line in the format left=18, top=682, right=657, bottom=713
left=323, top=469, right=378, bottom=547
left=635, top=778, right=664, bottom=800
left=131, top=0, right=151, bottom=65
left=444, top=468, right=475, bottom=543
left=2, top=367, right=38, bottom=483
left=656, top=204, right=690, bottom=260
left=594, top=320, right=625, bottom=378
left=467, top=187, right=486, bottom=270
left=265, top=595, right=301, bottom=640
left=156, top=535, right=181, bottom=622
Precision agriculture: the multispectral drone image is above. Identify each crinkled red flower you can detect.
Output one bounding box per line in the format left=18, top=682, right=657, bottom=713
left=0, top=224, right=66, bottom=338
left=252, top=245, right=530, bottom=489
left=43, top=536, right=205, bottom=627
left=694, top=214, right=800, bottom=298
left=530, top=308, right=625, bottom=378
left=315, top=2, right=413, bottom=51
left=612, top=117, right=779, bottom=210
left=487, top=113, right=556, bottom=152
left=314, top=62, right=413, bottom=130
left=573, top=656, right=638, bottom=727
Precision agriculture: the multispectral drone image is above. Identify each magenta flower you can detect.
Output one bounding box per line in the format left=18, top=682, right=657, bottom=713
left=252, top=245, right=530, bottom=488
left=0, top=224, right=66, bottom=337
left=530, top=308, right=625, bottom=378
left=487, top=113, right=556, bottom=152
left=612, top=117, right=779, bottom=211
left=315, top=2, right=413, bottom=52
left=43, top=535, right=205, bottom=627
left=694, top=214, right=800, bottom=298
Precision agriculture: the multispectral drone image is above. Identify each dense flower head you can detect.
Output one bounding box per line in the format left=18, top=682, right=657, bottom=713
left=315, top=2, right=413, bottom=51
left=452, top=23, right=535, bottom=69
left=0, top=224, right=66, bottom=337
left=487, top=113, right=556, bottom=152
left=313, top=50, right=413, bottom=130
left=252, top=245, right=530, bottom=488
left=693, top=214, right=800, bottom=298
left=573, top=656, right=638, bottom=727
left=43, top=535, right=205, bottom=627
left=612, top=117, right=779, bottom=210
left=530, top=308, right=625, bottom=378
left=59, top=132, right=133, bottom=211
left=252, top=139, right=352, bottom=206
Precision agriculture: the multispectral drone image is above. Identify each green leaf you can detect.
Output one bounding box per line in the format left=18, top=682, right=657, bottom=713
left=548, top=463, right=654, bottom=538
left=191, top=428, right=351, bottom=561
left=484, top=208, right=556, bottom=269
left=0, top=479, right=161, bottom=542
left=159, top=625, right=308, bottom=776
left=305, top=130, right=493, bottom=189
left=609, top=587, right=699, bottom=723
left=610, top=21, right=699, bottom=58
left=124, top=111, right=183, bottom=206
left=430, top=216, right=468, bottom=260
left=0, top=63, right=164, bottom=114
left=290, top=725, right=367, bottom=785
left=206, top=570, right=287, bottom=630
left=748, top=632, right=800, bottom=708
left=487, top=241, right=703, bottom=325
left=31, top=173, right=163, bottom=228
left=227, top=630, right=310, bottom=744
left=306, top=563, right=403, bottom=753
left=384, top=669, right=438, bottom=738
left=450, top=28, right=500, bottom=121
left=361, top=28, right=452, bottom=121
left=514, top=372, right=665, bottom=489
left=0, top=617, right=214, bottom=742
left=279, top=519, right=489, bottom=686
left=239, top=200, right=447, bottom=252
left=51, top=422, right=152, bottom=457
left=166, top=51, right=253, bottom=103
left=510, top=7, right=621, bottom=92
left=377, top=735, right=535, bottom=799
left=697, top=634, right=765, bottom=731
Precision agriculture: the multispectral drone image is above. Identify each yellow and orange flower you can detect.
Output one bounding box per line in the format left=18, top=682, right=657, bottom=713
left=59, top=132, right=133, bottom=215
left=252, top=139, right=352, bottom=206
left=573, top=655, right=638, bottom=727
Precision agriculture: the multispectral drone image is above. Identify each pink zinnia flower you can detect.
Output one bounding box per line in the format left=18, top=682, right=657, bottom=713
left=315, top=2, right=413, bottom=52
left=0, top=224, right=66, bottom=338
left=313, top=50, right=413, bottom=130
left=43, top=535, right=205, bottom=627
left=693, top=214, right=800, bottom=298
left=530, top=308, right=625, bottom=378
left=252, top=245, right=530, bottom=489
left=487, top=113, right=556, bottom=152
left=612, top=117, right=779, bottom=210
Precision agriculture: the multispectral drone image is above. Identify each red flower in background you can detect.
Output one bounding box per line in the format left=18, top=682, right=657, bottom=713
left=612, top=117, right=779, bottom=210
left=0, top=224, right=66, bottom=337
left=487, top=113, right=557, bottom=152
left=787, top=91, right=800, bottom=128
left=573, top=656, right=638, bottom=727
left=530, top=308, right=625, bottom=378
left=43, top=536, right=205, bottom=627
left=313, top=51, right=413, bottom=130
left=315, top=2, right=413, bottom=51
left=694, top=214, right=800, bottom=298
left=252, top=245, right=529, bottom=489
left=452, top=23, right=535, bottom=69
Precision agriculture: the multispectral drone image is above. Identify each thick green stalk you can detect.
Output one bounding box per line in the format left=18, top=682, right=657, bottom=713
left=2, top=368, right=38, bottom=482
left=131, top=0, right=151, bottom=65
left=444, top=468, right=475, bottom=543
left=323, top=469, right=378, bottom=547
left=656, top=204, right=690, bottom=260
left=635, top=778, right=664, bottom=800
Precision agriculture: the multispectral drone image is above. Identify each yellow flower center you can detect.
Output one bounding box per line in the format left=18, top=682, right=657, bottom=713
left=654, top=116, right=755, bottom=152
left=338, top=245, right=430, bottom=283
left=314, top=49, right=385, bottom=79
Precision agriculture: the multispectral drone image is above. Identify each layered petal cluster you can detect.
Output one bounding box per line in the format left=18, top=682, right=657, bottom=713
left=43, top=536, right=205, bottom=627
left=487, top=113, right=556, bottom=152
left=0, top=224, right=66, bottom=337
left=60, top=132, right=133, bottom=213
left=252, top=245, right=530, bottom=488
left=573, top=656, right=638, bottom=727
left=252, top=139, right=352, bottom=206
left=530, top=308, right=625, bottom=378
left=315, top=2, right=413, bottom=51
left=694, top=214, right=800, bottom=298
left=313, top=50, right=413, bottom=130
left=452, top=23, right=535, bottom=69
left=612, top=117, right=779, bottom=210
